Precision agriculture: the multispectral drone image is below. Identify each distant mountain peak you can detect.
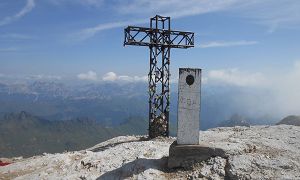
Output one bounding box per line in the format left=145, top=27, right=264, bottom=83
left=218, top=114, right=251, bottom=127
left=277, top=115, right=300, bottom=126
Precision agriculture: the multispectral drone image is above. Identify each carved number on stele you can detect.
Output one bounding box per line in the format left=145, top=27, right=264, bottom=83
left=180, top=97, right=196, bottom=106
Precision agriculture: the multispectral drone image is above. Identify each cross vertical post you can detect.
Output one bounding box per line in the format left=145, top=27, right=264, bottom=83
left=124, top=15, right=194, bottom=138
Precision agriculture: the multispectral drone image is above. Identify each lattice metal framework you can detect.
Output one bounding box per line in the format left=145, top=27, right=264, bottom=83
left=124, top=15, right=194, bottom=138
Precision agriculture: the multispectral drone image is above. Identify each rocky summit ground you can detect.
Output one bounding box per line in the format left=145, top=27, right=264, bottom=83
left=0, top=125, right=300, bottom=180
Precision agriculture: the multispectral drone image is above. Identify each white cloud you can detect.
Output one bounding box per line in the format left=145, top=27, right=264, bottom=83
left=0, top=33, right=34, bottom=40
left=102, top=72, right=118, bottom=81
left=199, top=40, right=258, bottom=48
left=119, top=0, right=300, bottom=31
left=203, top=61, right=300, bottom=116
left=48, top=0, right=104, bottom=7
left=207, top=68, right=266, bottom=87
left=271, top=61, right=300, bottom=114
left=0, top=74, right=63, bottom=81
left=73, top=0, right=237, bottom=41
left=77, top=71, right=146, bottom=82
left=27, top=74, right=62, bottom=80
left=117, top=0, right=239, bottom=19
left=0, top=47, right=18, bottom=52
left=80, top=0, right=104, bottom=6
left=233, top=0, right=300, bottom=32
left=72, top=0, right=300, bottom=40
left=0, top=0, right=35, bottom=26
left=72, top=19, right=147, bottom=41
left=118, top=75, right=147, bottom=82
left=102, top=72, right=147, bottom=82
left=77, top=71, right=98, bottom=81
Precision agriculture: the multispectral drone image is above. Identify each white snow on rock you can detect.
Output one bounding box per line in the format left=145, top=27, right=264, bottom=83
left=1, top=125, right=300, bottom=179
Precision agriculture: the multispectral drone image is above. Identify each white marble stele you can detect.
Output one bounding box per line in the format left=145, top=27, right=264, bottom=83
left=177, top=68, right=201, bottom=145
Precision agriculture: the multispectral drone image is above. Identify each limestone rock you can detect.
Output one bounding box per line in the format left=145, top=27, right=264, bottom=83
left=0, top=125, right=299, bottom=179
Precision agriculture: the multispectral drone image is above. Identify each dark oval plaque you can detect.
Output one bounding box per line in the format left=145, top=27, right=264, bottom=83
left=186, top=75, right=194, bottom=86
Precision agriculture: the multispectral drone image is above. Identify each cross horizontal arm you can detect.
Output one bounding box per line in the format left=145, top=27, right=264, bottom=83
left=124, top=26, right=194, bottom=49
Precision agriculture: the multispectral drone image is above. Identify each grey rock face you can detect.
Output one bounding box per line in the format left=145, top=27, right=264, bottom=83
left=196, top=125, right=300, bottom=179
left=1, top=125, right=299, bottom=179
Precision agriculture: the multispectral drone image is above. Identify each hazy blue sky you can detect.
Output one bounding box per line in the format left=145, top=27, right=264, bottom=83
left=1, top=0, right=300, bottom=82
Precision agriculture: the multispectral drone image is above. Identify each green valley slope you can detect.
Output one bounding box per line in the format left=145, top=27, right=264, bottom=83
left=0, top=111, right=147, bottom=158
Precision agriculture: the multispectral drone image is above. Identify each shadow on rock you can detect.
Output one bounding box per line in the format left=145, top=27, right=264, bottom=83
left=97, top=157, right=168, bottom=180
left=90, top=137, right=150, bottom=152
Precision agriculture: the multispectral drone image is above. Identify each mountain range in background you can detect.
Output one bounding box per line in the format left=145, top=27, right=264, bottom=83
left=0, top=80, right=280, bottom=128
left=0, top=81, right=148, bottom=126
left=0, top=79, right=298, bottom=158
left=217, top=114, right=250, bottom=127
left=0, top=111, right=148, bottom=158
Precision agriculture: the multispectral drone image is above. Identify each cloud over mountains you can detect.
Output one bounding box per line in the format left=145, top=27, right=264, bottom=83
left=77, top=71, right=98, bottom=81
left=77, top=71, right=147, bottom=82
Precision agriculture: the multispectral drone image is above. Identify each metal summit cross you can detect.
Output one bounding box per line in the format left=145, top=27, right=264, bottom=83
left=124, top=15, right=194, bottom=138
